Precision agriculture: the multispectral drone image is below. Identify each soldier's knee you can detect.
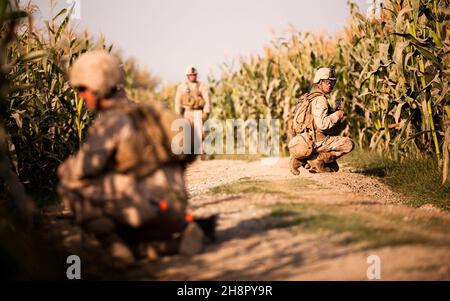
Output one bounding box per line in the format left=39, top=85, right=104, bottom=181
left=343, top=137, right=355, bottom=154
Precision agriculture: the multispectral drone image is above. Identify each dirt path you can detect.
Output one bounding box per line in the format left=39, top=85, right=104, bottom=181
left=43, top=157, right=450, bottom=280
left=138, top=158, right=450, bottom=280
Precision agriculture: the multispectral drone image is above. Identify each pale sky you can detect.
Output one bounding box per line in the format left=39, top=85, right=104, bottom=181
left=31, top=0, right=371, bottom=84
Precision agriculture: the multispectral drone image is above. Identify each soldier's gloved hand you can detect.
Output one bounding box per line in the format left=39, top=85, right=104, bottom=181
left=334, top=110, right=344, bottom=120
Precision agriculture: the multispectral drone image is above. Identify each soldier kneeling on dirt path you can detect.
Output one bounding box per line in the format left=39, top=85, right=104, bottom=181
left=288, top=67, right=354, bottom=175
left=57, top=50, right=216, bottom=263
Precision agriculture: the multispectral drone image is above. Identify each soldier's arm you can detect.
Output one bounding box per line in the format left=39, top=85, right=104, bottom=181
left=200, top=83, right=211, bottom=114
left=174, top=85, right=183, bottom=115
left=311, top=96, right=344, bottom=131
left=57, top=114, right=133, bottom=181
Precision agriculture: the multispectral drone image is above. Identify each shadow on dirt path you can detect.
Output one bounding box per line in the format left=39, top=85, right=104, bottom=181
left=42, top=158, right=450, bottom=280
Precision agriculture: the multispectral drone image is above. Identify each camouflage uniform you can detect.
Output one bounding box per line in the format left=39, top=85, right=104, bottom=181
left=174, top=67, right=210, bottom=154
left=58, top=51, right=198, bottom=262
left=174, top=81, right=211, bottom=123
left=310, top=91, right=354, bottom=166
left=57, top=95, right=194, bottom=258
left=58, top=97, right=188, bottom=224
left=289, top=67, right=354, bottom=174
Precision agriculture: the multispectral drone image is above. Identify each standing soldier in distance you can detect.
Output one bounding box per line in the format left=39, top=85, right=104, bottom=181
left=174, top=66, right=210, bottom=154
left=289, top=67, right=354, bottom=174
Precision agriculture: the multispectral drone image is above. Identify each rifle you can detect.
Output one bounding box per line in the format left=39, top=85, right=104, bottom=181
left=334, top=97, right=344, bottom=112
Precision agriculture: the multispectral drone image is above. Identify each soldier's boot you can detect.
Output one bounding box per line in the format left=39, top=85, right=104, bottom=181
left=308, top=153, right=331, bottom=173
left=194, top=214, right=218, bottom=243
left=321, top=152, right=340, bottom=172
left=303, top=162, right=311, bottom=170
left=308, top=160, right=331, bottom=173
left=289, top=156, right=302, bottom=175
left=326, top=160, right=340, bottom=172
left=179, top=222, right=205, bottom=256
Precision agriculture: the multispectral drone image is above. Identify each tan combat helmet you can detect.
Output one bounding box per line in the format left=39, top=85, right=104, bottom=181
left=313, top=67, right=336, bottom=84
left=69, top=50, right=124, bottom=98
left=185, top=66, right=198, bottom=75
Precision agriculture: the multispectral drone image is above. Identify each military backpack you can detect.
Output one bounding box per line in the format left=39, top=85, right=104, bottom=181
left=115, top=102, right=195, bottom=179
left=288, top=91, right=323, bottom=160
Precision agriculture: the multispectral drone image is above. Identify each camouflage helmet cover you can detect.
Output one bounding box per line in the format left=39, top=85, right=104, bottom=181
left=69, top=50, right=124, bottom=98
left=313, top=67, right=337, bottom=84
left=185, top=66, right=198, bottom=75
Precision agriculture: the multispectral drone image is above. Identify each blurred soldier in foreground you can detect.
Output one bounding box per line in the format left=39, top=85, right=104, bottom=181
left=57, top=51, right=214, bottom=263
left=174, top=66, right=210, bottom=154
left=289, top=67, right=354, bottom=174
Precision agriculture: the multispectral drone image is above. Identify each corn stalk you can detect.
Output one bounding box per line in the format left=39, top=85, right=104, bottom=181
left=210, top=0, right=450, bottom=182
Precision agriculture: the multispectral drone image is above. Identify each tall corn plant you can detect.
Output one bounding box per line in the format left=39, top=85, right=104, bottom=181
left=3, top=5, right=98, bottom=201
left=210, top=0, right=449, bottom=182
left=0, top=0, right=36, bottom=224
left=0, top=2, right=66, bottom=279
left=211, top=33, right=336, bottom=154
left=3, top=4, right=164, bottom=201
left=338, top=0, right=449, bottom=182
left=123, top=57, right=161, bottom=104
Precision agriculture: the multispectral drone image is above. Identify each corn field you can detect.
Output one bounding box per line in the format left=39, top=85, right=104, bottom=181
left=210, top=0, right=450, bottom=182
left=1, top=0, right=449, bottom=202
left=0, top=1, right=159, bottom=201
left=1, top=3, right=100, bottom=201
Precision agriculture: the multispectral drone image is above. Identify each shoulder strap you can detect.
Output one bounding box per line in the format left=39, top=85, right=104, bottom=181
left=306, top=91, right=324, bottom=102
left=194, top=82, right=202, bottom=96
left=305, top=92, right=322, bottom=142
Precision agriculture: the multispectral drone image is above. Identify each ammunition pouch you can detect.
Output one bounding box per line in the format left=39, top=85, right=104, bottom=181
left=288, top=131, right=314, bottom=160
left=181, top=83, right=205, bottom=110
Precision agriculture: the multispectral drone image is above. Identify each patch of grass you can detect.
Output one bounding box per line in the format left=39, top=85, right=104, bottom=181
left=342, top=149, right=450, bottom=211
left=208, top=178, right=322, bottom=197
left=386, top=214, right=450, bottom=235
left=403, top=264, right=443, bottom=273
left=204, top=154, right=263, bottom=161
left=267, top=203, right=436, bottom=249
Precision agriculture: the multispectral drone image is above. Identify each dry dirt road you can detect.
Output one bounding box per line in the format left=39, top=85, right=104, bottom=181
left=45, top=157, right=450, bottom=280
left=138, top=158, right=450, bottom=280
